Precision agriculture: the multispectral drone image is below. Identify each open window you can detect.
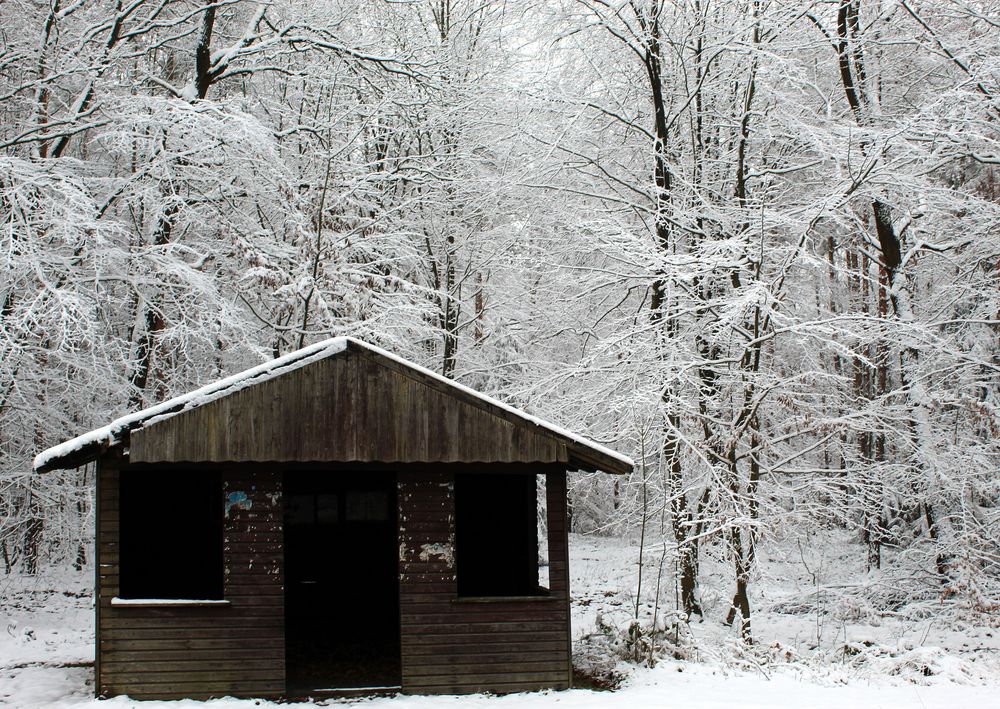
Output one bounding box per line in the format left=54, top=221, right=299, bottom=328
left=118, top=469, right=223, bottom=600
left=455, top=473, right=549, bottom=597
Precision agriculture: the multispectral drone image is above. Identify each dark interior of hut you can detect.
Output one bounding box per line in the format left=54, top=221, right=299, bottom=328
left=119, top=469, right=224, bottom=600
left=455, top=473, right=545, bottom=597
left=283, top=471, right=400, bottom=692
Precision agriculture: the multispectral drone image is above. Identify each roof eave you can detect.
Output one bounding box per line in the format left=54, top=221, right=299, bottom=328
left=349, top=341, right=634, bottom=475
left=567, top=446, right=633, bottom=475
left=35, top=439, right=112, bottom=474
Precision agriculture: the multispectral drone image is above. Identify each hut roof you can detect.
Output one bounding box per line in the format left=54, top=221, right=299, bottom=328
left=35, top=338, right=633, bottom=474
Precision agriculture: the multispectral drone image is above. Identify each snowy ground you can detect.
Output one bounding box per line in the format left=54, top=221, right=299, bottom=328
left=2, top=533, right=999, bottom=709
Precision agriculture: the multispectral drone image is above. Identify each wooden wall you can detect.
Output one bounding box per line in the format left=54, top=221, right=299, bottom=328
left=129, top=349, right=569, bottom=467
left=96, top=462, right=284, bottom=700
left=397, top=470, right=572, bottom=694
left=97, top=462, right=573, bottom=698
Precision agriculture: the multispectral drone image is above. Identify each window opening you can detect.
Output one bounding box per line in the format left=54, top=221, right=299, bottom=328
left=346, top=490, right=389, bottom=522
left=286, top=490, right=388, bottom=527
left=537, top=475, right=550, bottom=589
left=316, top=494, right=340, bottom=524
left=118, top=469, right=222, bottom=600
left=286, top=493, right=316, bottom=525
left=455, top=473, right=550, bottom=597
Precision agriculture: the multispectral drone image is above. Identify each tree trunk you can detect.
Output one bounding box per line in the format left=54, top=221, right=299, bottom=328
left=725, top=531, right=753, bottom=643
left=22, top=490, right=42, bottom=575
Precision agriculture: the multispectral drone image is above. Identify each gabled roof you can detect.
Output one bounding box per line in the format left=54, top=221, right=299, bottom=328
left=34, top=337, right=633, bottom=474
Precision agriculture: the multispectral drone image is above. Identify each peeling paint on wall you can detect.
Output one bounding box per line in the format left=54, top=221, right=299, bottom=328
left=225, top=491, right=252, bottom=517
left=419, top=542, right=454, bottom=567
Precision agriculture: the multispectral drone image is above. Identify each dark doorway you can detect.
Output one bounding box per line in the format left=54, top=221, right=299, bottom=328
left=284, top=472, right=400, bottom=692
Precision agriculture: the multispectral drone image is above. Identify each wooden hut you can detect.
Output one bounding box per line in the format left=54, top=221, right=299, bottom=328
left=35, top=337, right=633, bottom=700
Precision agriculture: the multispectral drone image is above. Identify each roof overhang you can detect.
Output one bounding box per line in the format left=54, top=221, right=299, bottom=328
left=35, top=338, right=634, bottom=475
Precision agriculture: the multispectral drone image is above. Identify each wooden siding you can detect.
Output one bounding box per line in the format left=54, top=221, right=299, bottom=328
left=96, top=463, right=284, bottom=700
left=130, top=348, right=569, bottom=466
left=397, top=470, right=572, bottom=694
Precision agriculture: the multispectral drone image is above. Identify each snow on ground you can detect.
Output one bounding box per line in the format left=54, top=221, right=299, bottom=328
left=0, top=571, right=93, bottom=708
left=2, top=533, right=999, bottom=709
left=5, top=664, right=1000, bottom=709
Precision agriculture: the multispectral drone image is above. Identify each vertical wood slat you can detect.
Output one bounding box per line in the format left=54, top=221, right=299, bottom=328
left=129, top=349, right=568, bottom=466
left=546, top=472, right=569, bottom=596
left=546, top=471, right=573, bottom=688
left=94, top=459, right=109, bottom=694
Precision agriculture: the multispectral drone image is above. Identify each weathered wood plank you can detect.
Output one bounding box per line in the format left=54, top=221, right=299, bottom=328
left=401, top=593, right=561, bottom=606
left=101, top=658, right=283, bottom=673
left=401, top=670, right=568, bottom=686
left=103, top=671, right=286, bottom=686
left=101, top=627, right=284, bottom=641
left=129, top=348, right=570, bottom=465
left=102, top=677, right=284, bottom=692
left=400, top=631, right=568, bottom=646
left=403, top=679, right=569, bottom=695
left=400, top=649, right=568, bottom=664
left=101, top=689, right=283, bottom=701
left=403, top=660, right=569, bottom=679
left=399, top=608, right=568, bottom=624
left=101, top=638, right=284, bottom=652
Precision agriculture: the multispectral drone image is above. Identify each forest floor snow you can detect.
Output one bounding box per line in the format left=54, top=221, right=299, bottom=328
left=2, top=533, right=999, bottom=708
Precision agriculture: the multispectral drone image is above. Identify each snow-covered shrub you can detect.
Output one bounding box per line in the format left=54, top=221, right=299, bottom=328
left=574, top=609, right=700, bottom=689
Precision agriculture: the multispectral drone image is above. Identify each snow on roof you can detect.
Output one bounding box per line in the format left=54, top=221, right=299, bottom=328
left=33, top=338, right=349, bottom=472
left=34, top=337, right=634, bottom=472
left=362, top=339, right=634, bottom=469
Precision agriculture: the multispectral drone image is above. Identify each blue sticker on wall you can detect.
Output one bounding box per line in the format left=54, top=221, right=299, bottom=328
left=225, top=491, right=252, bottom=517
